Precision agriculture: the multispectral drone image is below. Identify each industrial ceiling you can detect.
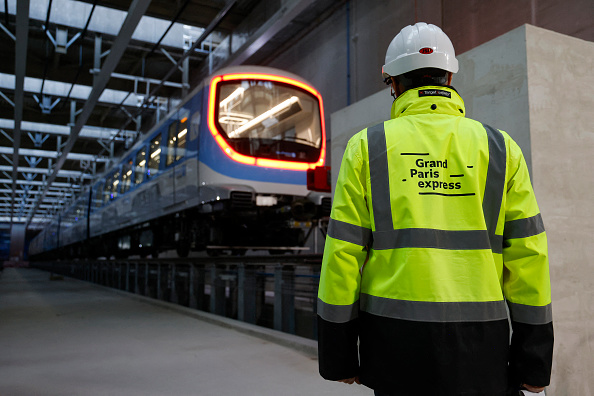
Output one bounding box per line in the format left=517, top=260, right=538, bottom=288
left=0, top=0, right=342, bottom=230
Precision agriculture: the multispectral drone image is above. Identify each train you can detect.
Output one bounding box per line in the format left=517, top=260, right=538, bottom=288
left=29, top=66, right=332, bottom=259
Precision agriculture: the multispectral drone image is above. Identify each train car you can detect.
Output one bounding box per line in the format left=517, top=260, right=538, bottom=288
left=29, top=66, right=331, bottom=259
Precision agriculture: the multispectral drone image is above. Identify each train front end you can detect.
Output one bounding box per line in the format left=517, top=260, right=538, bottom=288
left=198, top=67, right=330, bottom=250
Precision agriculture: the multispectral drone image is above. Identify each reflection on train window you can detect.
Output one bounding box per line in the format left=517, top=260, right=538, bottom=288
left=74, top=203, right=83, bottom=222
left=177, top=117, right=187, bottom=161
left=166, top=122, right=177, bottom=166
left=121, top=159, right=133, bottom=194
left=94, top=183, right=103, bottom=208
left=135, top=148, right=146, bottom=184
left=217, top=80, right=322, bottom=162
left=148, top=138, right=161, bottom=177
left=104, top=170, right=120, bottom=203
left=166, top=117, right=188, bottom=166
left=103, top=177, right=110, bottom=204
left=112, top=170, right=120, bottom=200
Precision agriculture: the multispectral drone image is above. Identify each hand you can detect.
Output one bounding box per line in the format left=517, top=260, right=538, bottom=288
left=337, top=376, right=361, bottom=385
left=522, top=384, right=545, bottom=393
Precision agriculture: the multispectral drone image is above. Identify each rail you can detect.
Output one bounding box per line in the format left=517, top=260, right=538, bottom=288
left=32, top=255, right=323, bottom=340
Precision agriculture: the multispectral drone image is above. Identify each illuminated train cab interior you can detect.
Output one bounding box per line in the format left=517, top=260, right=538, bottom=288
left=28, top=66, right=332, bottom=259
left=209, top=73, right=326, bottom=170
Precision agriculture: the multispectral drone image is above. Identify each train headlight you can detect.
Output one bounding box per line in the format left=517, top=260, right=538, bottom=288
left=256, top=196, right=277, bottom=206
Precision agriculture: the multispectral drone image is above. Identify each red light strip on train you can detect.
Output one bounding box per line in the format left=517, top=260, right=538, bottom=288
left=208, top=73, right=326, bottom=171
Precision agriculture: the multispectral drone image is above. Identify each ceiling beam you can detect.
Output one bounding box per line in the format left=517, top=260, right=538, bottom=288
left=0, top=165, right=94, bottom=180
left=1, top=216, right=50, bottom=225
left=0, top=146, right=110, bottom=163
left=0, top=196, right=69, bottom=204
left=26, top=0, right=152, bottom=229
left=0, top=179, right=80, bottom=188
left=0, top=188, right=73, bottom=197
left=10, top=0, right=29, bottom=225
left=0, top=72, right=168, bottom=109
left=5, top=0, right=212, bottom=50
left=140, top=0, right=237, bottom=109
left=0, top=118, right=137, bottom=141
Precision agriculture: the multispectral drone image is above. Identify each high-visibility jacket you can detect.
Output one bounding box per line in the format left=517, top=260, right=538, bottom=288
left=317, top=86, right=553, bottom=396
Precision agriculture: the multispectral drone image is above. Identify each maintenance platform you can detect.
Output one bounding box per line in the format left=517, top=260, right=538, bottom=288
left=0, top=268, right=369, bottom=396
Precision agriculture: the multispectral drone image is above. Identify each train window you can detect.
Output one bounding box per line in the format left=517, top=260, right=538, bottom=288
left=216, top=79, right=323, bottom=163
left=148, top=137, right=161, bottom=177
left=166, top=122, right=177, bottom=166
left=176, top=117, right=187, bottom=161
left=121, top=159, right=133, bottom=194
left=135, top=148, right=146, bottom=184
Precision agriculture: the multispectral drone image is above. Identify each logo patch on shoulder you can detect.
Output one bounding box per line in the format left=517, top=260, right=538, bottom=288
left=418, top=89, right=451, bottom=98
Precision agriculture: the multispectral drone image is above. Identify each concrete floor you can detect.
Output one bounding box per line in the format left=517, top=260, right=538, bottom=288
left=0, top=268, right=370, bottom=396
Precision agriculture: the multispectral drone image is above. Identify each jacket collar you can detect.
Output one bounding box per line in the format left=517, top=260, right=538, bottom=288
left=390, top=86, right=466, bottom=119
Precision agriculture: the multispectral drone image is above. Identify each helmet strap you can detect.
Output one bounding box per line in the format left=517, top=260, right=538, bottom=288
left=390, top=88, right=397, bottom=101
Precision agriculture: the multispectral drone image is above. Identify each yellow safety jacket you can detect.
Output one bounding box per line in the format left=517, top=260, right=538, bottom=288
left=317, top=86, right=553, bottom=395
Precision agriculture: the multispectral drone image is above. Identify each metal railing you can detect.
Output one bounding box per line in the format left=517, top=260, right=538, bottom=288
left=33, top=255, right=323, bottom=340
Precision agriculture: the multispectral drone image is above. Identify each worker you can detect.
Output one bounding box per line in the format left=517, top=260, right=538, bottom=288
left=317, top=22, right=553, bottom=396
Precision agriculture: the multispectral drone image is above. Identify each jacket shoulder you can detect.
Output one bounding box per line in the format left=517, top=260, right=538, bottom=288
left=343, top=121, right=390, bottom=166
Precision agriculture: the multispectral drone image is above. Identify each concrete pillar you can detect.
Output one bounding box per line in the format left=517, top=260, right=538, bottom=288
left=523, top=25, right=594, bottom=395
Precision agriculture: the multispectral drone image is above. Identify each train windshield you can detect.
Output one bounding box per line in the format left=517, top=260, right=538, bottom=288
left=216, top=79, right=322, bottom=163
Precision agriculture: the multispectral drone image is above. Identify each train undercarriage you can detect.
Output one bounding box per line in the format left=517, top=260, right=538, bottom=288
left=48, top=194, right=330, bottom=260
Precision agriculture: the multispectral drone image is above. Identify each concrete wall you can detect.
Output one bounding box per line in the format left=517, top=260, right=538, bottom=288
left=325, top=24, right=594, bottom=395
left=526, top=25, right=594, bottom=396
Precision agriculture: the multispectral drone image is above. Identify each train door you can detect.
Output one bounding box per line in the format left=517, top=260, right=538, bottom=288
left=89, top=180, right=104, bottom=238
left=165, top=112, right=190, bottom=206
left=146, top=131, right=164, bottom=216
left=162, top=118, right=178, bottom=206
left=173, top=115, right=189, bottom=206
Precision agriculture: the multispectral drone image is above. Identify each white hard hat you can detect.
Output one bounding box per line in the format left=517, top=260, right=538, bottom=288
left=382, top=22, right=458, bottom=78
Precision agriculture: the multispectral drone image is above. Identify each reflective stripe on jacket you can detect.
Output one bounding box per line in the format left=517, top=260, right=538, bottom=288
left=317, top=86, right=553, bottom=395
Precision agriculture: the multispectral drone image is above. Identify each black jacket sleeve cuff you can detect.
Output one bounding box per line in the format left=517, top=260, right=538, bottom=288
left=317, top=315, right=360, bottom=380
left=509, top=321, right=554, bottom=387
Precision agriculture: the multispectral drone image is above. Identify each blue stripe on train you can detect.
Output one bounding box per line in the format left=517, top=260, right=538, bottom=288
left=199, top=126, right=307, bottom=185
